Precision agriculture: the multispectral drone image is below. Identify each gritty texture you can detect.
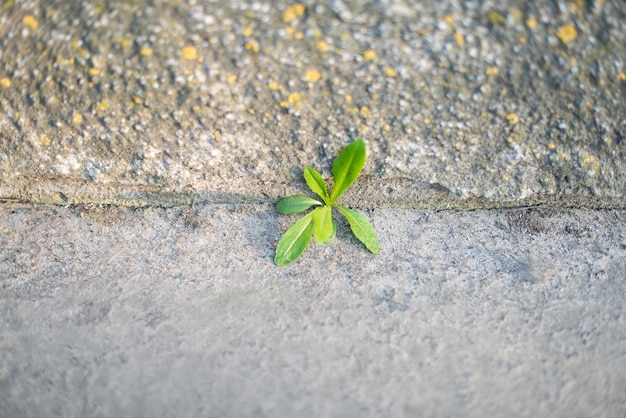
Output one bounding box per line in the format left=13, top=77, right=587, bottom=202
left=1, top=0, right=625, bottom=202
left=1, top=203, right=625, bottom=417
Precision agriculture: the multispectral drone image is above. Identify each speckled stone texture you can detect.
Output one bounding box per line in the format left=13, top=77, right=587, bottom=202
left=0, top=0, right=624, bottom=203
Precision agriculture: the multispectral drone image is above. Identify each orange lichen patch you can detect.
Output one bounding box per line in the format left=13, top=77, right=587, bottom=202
left=617, top=72, right=626, bottom=81
left=226, top=74, right=237, bottom=84
left=282, top=3, right=305, bottom=23
left=181, top=45, right=197, bottom=60
left=40, top=136, right=50, bottom=147
left=0, top=77, right=10, bottom=89
left=294, top=31, right=304, bottom=40
left=245, top=40, right=260, bottom=53
left=360, top=106, right=371, bottom=118
left=139, top=48, right=153, bottom=56
left=280, top=92, right=303, bottom=108
left=506, top=113, right=520, bottom=125
left=96, top=100, right=110, bottom=111
left=243, top=27, right=254, bottom=37
left=526, top=18, right=538, bottom=29
left=454, top=31, right=465, bottom=46
left=557, top=25, right=577, bottom=44
left=72, top=113, right=83, bottom=124
left=485, top=66, right=499, bottom=76
left=88, top=68, right=101, bottom=76
left=267, top=81, right=282, bottom=90
left=362, top=49, right=378, bottom=61
left=316, top=40, right=330, bottom=52
left=22, top=15, right=38, bottom=30
left=383, top=67, right=398, bottom=77
left=285, top=26, right=296, bottom=36
left=304, top=69, right=321, bottom=82
left=424, top=118, right=431, bottom=124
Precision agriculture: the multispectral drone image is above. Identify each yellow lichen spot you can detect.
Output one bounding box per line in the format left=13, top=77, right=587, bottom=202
left=345, top=94, right=352, bottom=103
left=567, top=103, right=574, bottom=110
left=617, top=72, right=626, bottom=81
left=280, top=92, right=303, bottom=108
left=526, top=18, right=538, bottom=29
left=362, top=49, right=378, bottom=61
left=360, top=106, right=371, bottom=119
left=383, top=67, right=398, bottom=77
left=282, top=3, right=305, bottom=23
left=417, top=28, right=429, bottom=36
left=285, top=26, right=296, bottom=36
left=304, top=69, right=321, bottom=82
left=245, top=40, right=260, bottom=53
left=581, top=152, right=600, bottom=173
left=316, top=40, right=330, bottom=52
left=488, top=11, right=506, bottom=26
left=22, top=15, right=38, bottom=30
left=267, top=81, right=281, bottom=90
left=557, top=24, right=577, bottom=44
left=486, top=66, right=499, bottom=76
left=88, top=68, right=101, bottom=76
left=506, top=113, right=520, bottom=125
left=40, top=136, right=50, bottom=147
left=248, top=108, right=255, bottom=114
left=0, top=77, right=10, bottom=89
left=454, top=31, right=465, bottom=46
left=182, top=45, right=197, bottom=61
left=214, top=130, right=221, bottom=139
left=125, top=101, right=135, bottom=108
left=294, top=31, right=304, bottom=40
left=424, top=118, right=431, bottom=125
left=96, top=100, right=110, bottom=111
left=441, top=14, right=454, bottom=25
left=226, top=74, right=237, bottom=84
left=3, top=0, right=15, bottom=10
left=134, top=96, right=141, bottom=104
left=72, top=113, right=83, bottom=124
left=547, top=142, right=556, bottom=149
left=243, top=27, right=254, bottom=37
left=139, top=47, right=153, bottom=56
left=118, top=38, right=131, bottom=49
left=518, top=35, right=527, bottom=44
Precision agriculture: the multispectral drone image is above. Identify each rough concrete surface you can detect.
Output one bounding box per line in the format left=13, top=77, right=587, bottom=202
left=1, top=204, right=625, bottom=417
left=1, top=0, right=626, bottom=417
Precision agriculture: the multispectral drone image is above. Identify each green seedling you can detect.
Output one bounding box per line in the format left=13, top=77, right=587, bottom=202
left=275, top=139, right=379, bottom=266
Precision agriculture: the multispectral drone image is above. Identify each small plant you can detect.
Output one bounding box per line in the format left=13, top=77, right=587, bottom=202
left=275, top=139, right=379, bottom=266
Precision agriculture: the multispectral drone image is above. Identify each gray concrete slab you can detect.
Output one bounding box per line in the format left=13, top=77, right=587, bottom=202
left=1, top=203, right=625, bottom=417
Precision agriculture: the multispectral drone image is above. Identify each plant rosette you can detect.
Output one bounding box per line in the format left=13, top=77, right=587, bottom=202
left=275, top=139, right=379, bottom=266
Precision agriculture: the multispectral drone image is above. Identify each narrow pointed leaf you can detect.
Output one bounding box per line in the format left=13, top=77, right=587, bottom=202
left=276, top=195, right=322, bottom=214
left=329, top=139, right=366, bottom=203
left=312, top=206, right=333, bottom=243
left=275, top=213, right=314, bottom=266
left=304, top=167, right=329, bottom=203
left=336, top=206, right=379, bottom=254
left=324, top=218, right=337, bottom=245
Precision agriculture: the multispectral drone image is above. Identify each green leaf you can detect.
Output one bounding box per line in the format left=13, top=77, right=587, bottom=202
left=311, top=206, right=333, bottom=243
left=329, top=139, right=366, bottom=203
left=275, top=213, right=314, bottom=266
left=336, top=206, right=379, bottom=254
left=324, top=218, right=337, bottom=245
left=304, top=167, right=329, bottom=203
left=276, top=195, right=322, bottom=215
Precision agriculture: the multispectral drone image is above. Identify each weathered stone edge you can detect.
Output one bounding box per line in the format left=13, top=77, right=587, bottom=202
left=1, top=176, right=625, bottom=210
